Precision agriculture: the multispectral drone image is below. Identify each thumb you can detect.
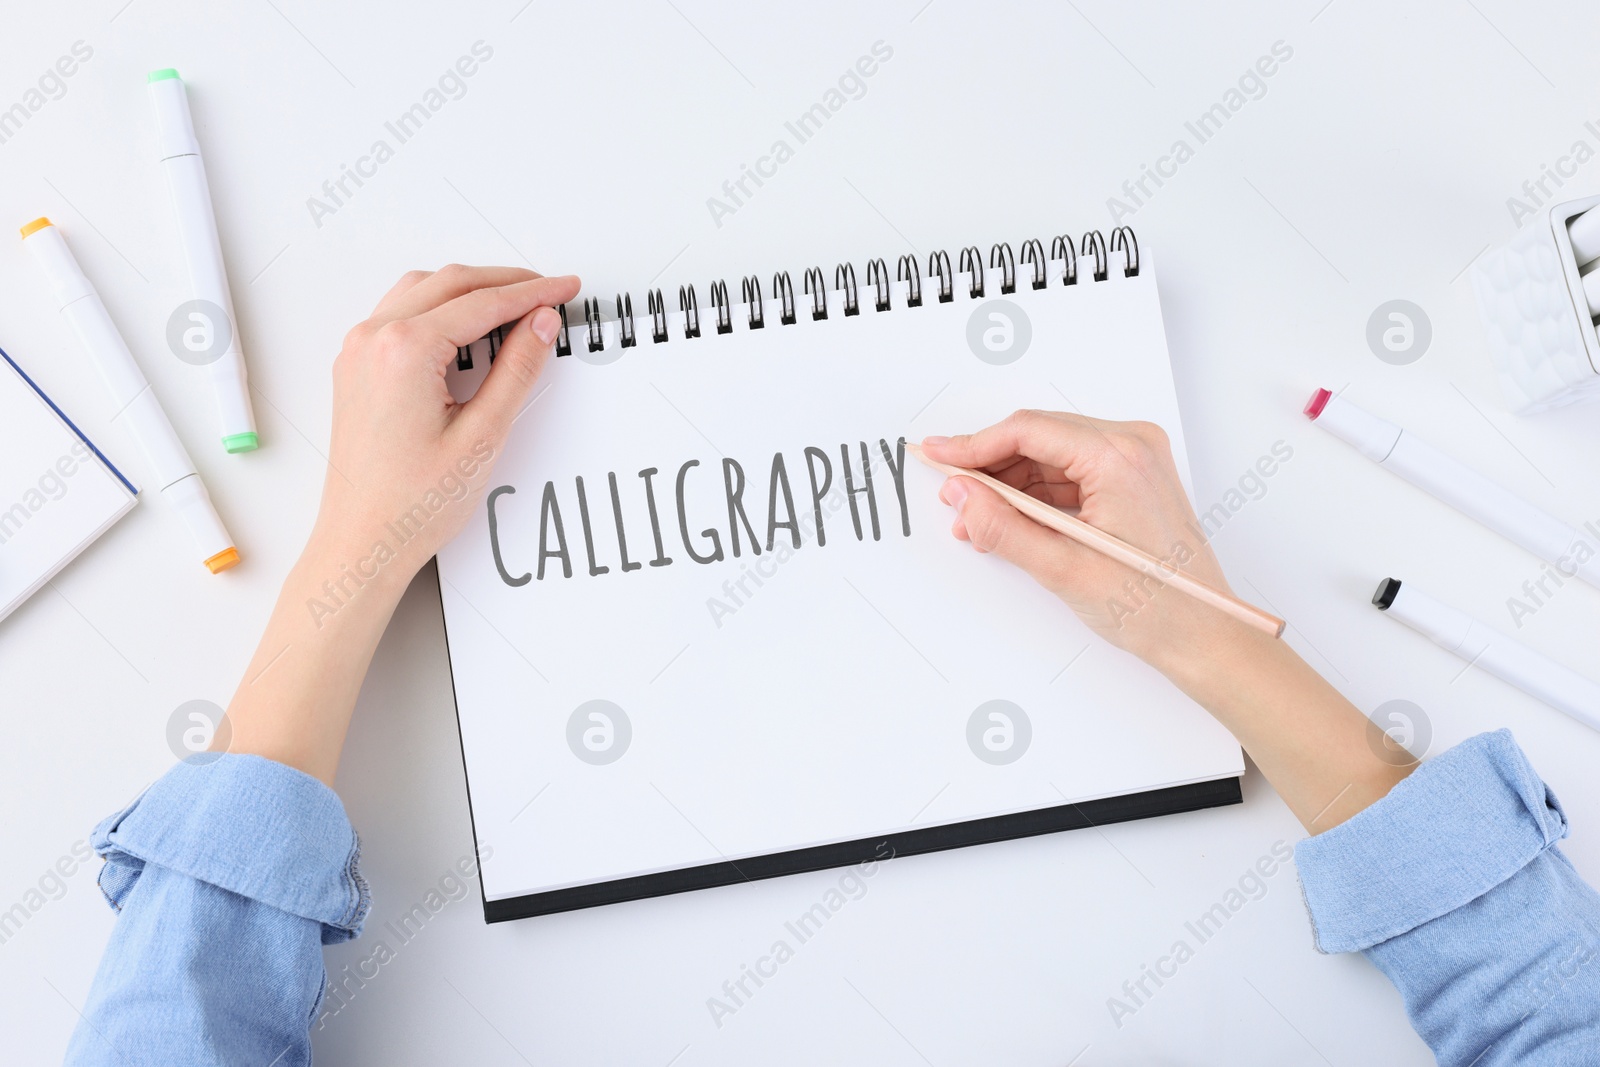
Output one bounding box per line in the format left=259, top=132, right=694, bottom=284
left=461, top=305, right=562, bottom=437
left=945, top=476, right=1091, bottom=591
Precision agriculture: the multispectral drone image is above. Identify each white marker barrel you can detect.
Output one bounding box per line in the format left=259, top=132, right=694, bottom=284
left=1309, top=390, right=1600, bottom=589
left=1384, top=434, right=1580, bottom=564
left=1376, top=578, right=1600, bottom=732
left=1570, top=205, right=1600, bottom=268
left=149, top=68, right=258, bottom=454
left=22, top=218, right=239, bottom=572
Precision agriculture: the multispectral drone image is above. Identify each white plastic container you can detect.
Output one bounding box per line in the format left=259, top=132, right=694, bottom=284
left=1473, top=195, right=1600, bottom=413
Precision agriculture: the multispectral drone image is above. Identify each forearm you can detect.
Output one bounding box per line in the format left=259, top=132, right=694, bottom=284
left=1156, top=618, right=1412, bottom=832
left=215, top=269, right=574, bottom=787
left=68, top=269, right=572, bottom=1064
left=222, top=518, right=420, bottom=785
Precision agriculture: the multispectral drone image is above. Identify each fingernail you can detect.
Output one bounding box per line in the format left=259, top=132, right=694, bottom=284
left=531, top=307, right=561, bottom=345
left=923, top=435, right=950, bottom=447
left=941, top=478, right=968, bottom=512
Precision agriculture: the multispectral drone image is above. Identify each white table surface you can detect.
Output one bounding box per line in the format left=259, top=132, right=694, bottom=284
left=4, top=1, right=1599, bottom=1063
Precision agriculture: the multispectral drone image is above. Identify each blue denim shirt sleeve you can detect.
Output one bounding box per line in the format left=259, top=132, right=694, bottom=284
left=64, top=753, right=369, bottom=1067
left=1295, top=729, right=1600, bottom=1066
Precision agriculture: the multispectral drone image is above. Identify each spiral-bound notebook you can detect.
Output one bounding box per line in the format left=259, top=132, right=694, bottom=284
left=439, top=229, right=1244, bottom=922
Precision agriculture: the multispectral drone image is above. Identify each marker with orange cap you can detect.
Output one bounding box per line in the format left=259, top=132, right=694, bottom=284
left=21, top=218, right=240, bottom=573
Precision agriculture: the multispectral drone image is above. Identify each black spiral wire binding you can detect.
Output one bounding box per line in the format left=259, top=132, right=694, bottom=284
left=742, top=275, right=765, bottom=329
left=959, top=246, right=984, bottom=298
left=1083, top=230, right=1109, bottom=282
left=897, top=254, right=922, bottom=307
left=866, top=258, right=891, bottom=311
left=1020, top=239, right=1048, bottom=290
left=647, top=289, right=668, bottom=343
left=484, top=228, right=1136, bottom=366
left=774, top=271, right=796, bottom=325
left=679, top=284, right=701, bottom=338
left=1051, top=235, right=1079, bottom=285
left=991, top=242, right=1016, bottom=294
left=803, top=267, right=828, bottom=320
left=583, top=297, right=604, bottom=352
left=711, top=280, right=733, bottom=335
left=835, top=263, right=859, bottom=316
left=929, top=250, right=954, bottom=303
left=616, top=294, right=636, bottom=348
left=1110, top=226, right=1140, bottom=277
left=555, top=304, right=572, bottom=356
left=457, top=322, right=507, bottom=370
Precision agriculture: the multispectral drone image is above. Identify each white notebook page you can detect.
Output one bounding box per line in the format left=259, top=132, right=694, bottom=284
left=1, top=354, right=137, bottom=621
left=439, top=259, right=1243, bottom=903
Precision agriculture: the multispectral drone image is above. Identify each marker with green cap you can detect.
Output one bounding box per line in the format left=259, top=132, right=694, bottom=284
left=148, top=67, right=259, bottom=454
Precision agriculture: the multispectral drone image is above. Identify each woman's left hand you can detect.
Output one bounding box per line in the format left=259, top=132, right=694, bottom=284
left=315, top=265, right=581, bottom=576
left=222, top=264, right=578, bottom=784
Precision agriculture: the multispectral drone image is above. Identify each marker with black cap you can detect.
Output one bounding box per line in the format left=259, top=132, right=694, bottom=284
left=1373, top=577, right=1600, bottom=733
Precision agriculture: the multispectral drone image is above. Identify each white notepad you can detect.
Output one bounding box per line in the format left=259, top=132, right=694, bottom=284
left=1, top=349, right=137, bottom=622
left=438, top=231, right=1244, bottom=920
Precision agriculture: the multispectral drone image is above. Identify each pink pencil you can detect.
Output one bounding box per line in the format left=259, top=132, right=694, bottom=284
left=907, top=443, right=1285, bottom=638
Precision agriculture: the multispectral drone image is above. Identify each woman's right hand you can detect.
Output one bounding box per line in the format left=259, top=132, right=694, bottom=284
left=921, top=410, right=1247, bottom=672
left=925, top=410, right=1416, bottom=832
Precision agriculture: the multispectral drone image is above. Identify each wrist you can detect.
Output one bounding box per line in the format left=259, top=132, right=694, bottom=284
left=295, top=519, right=418, bottom=619
left=1147, top=614, right=1280, bottom=705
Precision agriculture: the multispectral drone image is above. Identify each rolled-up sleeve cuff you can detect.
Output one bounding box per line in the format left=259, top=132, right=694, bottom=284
left=1294, top=729, right=1566, bottom=955
left=92, top=753, right=370, bottom=944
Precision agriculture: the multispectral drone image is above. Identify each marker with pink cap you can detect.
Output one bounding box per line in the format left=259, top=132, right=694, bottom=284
left=1305, top=388, right=1600, bottom=589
